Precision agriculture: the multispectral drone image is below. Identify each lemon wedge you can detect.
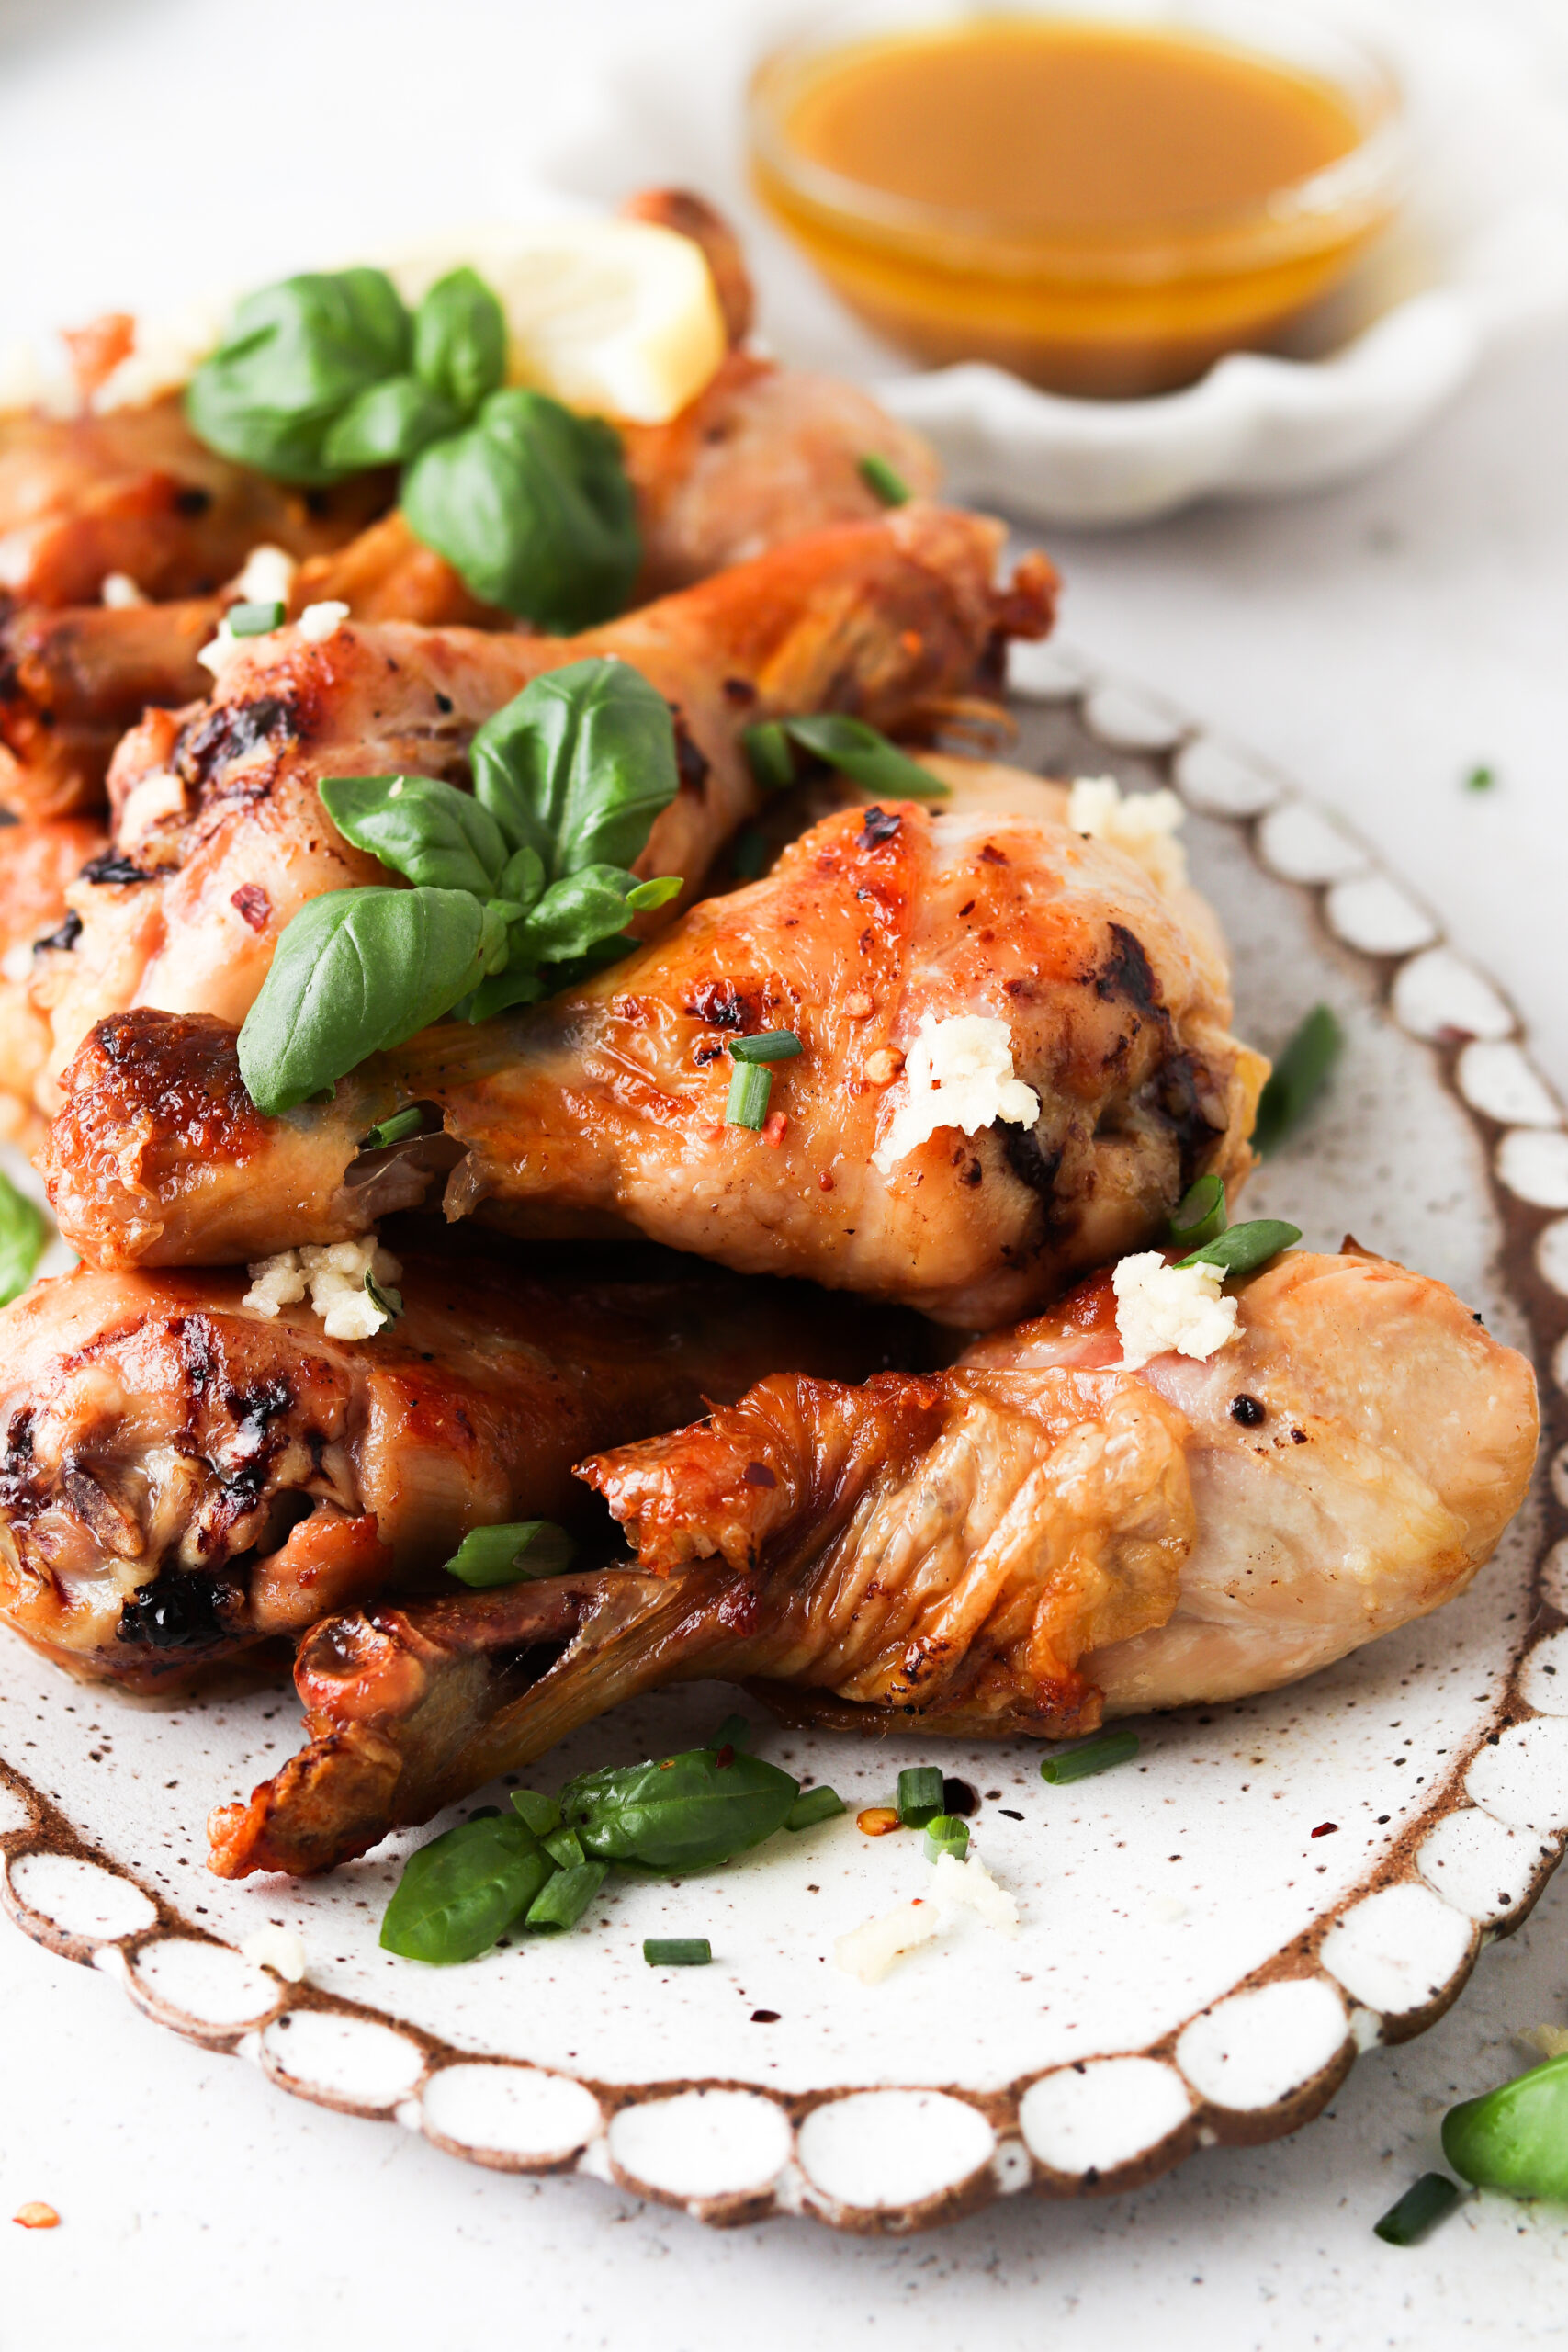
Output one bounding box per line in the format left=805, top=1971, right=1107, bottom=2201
left=388, top=221, right=728, bottom=425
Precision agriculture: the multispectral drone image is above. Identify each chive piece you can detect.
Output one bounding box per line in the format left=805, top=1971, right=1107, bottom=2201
left=729, top=1031, right=803, bottom=1065
left=897, top=1765, right=945, bottom=1827
left=542, top=1825, right=585, bottom=1870
left=742, top=720, right=796, bottom=794
left=781, top=714, right=950, bottom=801
left=511, top=1790, right=561, bottom=1838
left=360, top=1105, right=425, bottom=1151
left=1177, top=1218, right=1302, bottom=1280
left=1373, top=2173, right=1463, bottom=2245
left=445, top=1520, right=575, bottom=1589
left=1253, top=1004, right=1343, bottom=1156
left=228, top=599, right=286, bottom=637
left=1169, top=1171, right=1227, bottom=1251
left=643, top=1938, right=712, bottom=1966
left=525, top=1860, right=606, bottom=1933
left=924, top=1814, right=970, bottom=1863
left=726, top=1061, right=773, bottom=1128
left=859, top=452, right=911, bottom=507
left=786, top=1785, right=845, bottom=1831
left=1041, top=1730, right=1141, bottom=1784
left=710, top=1713, right=753, bottom=1751
left=1464, top=764, right=1495, bottom=794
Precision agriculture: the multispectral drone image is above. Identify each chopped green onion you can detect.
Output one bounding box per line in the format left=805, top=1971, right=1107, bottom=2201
left=227, top=599, right=286, bottom=637
left=511, top=1790, right=561, bottom=1838
left=1373, top=2173, right=1463, bottom=2245
left=1253, top=1004, right=1343, bottom=1156
left=625, top=875, right=682, bottom=912
left=780, top=714, right=950, bottom=801
left=1169, top=1171, right=1227, bottom=1251
left=525, top=1860, right=606, bottom=1933
left=444, top=1520, right=575, bottom=1589
left=742, top=720, right=796, bottom=794
left=859, top=453, right=911, bottom=507
left=729, top=1031, right=803, bottom=1065
left=1041, top=1730, right=1140, bottom=1784
left=897, top=1765, right=945, bottom=1827
left=710, top=1713, right=753, bottom=1751
left=924, top=1814, right=969, bottom=1863
left=1177, top=1219, right=1301, bottom=1279
left=542, top=1825, right=585, bottom=1870
left=786, top=1785, right=845, bottom=1832
left=359, top=1106, right=425, bottom=1151
left=1464, top=764, right=1495, bottom=794
left=726, top=1061, right=773, bottom=1129
left=643, top=1938, right=712, bottom=1966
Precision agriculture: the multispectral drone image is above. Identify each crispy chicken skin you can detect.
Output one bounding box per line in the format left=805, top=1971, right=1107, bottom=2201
left=207, top=1246, right=1538, bottom=1877
left=0, top=1248, right=908, bottom=1693
left=45, top=781, right=1254, bottom=1322
left=28, top=508, right=1048, bottom=1112
left=0, top=815, right=107, bottom=1142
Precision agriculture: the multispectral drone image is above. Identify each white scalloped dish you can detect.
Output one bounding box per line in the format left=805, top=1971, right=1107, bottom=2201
left=2, top=644, right=1563, bottom=2234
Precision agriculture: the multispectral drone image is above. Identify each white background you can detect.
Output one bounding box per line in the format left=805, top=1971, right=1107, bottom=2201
left=0, top=1, right=1566, bottom=2345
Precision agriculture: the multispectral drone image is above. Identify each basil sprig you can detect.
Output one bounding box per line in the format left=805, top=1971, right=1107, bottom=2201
left=236, top=657, right=682, bottom=1114
left=0, top=1167, right=46, bottom=1308
left=742, top=714, right=951, bottom=800
left=186, top=266, right=640, bottom=628
left=445, top=1521, right=575, bottom=1589
left=1442, top=2051, right=1568, bottom=2201
left=379, top=1716, right=837, bottom=1967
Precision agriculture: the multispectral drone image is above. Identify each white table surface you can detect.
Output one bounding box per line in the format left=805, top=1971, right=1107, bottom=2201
left=1, top=2, right=1566, bottom=2345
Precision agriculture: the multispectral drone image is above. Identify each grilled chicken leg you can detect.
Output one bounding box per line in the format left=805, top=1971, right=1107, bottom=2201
left=46, top=777, right=1255, bottom=1319
left=0, top=1245, right=915, bottom=1692
left=207, top=1244, right=1537, bottom=1876
left=28, top=507, right=1045, bottom=1113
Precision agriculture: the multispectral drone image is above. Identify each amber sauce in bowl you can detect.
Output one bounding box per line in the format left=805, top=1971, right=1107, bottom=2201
left=750, top=6, right=1406, bottom=396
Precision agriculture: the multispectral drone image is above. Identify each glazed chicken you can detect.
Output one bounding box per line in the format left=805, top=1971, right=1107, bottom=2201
left=0, top=814, right=107, bottom=1143
left=0, top=191, right=937, bottom=821
left=0, top=1242, right=914, bottom=1692
left=205, top=1244, right=1538, bottom=1876
left=46, top=780, right=1257, bottom=1324
left=27, top=507, right=1047, bottom=1115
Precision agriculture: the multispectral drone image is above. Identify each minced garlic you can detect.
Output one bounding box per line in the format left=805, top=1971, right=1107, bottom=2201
left=297, top=599, right=349, bottom=642
left=931, top=1849, right=1020, bottom=1938
left=834, top=1897, right=943, bottom=1984
left=1112, top=1251, right=1238, bottom=1372
left=240, top=1924, right=308, bottom=1982
left=871, top=1012, right=1040, bottom=1177
left=1067, top=775, right=1187, bottom=893
left=243, top=1238, right=401, bottom=1342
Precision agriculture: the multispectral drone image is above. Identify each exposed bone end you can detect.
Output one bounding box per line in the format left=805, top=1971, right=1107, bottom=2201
left=207, top=1724, right=404, bottom=1879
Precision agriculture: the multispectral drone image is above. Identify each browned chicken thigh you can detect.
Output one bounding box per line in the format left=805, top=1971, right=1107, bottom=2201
left=0, top=1245, right=912, bottom=1693
left=205, top=1245, right=1537, bottom=1877
left=45, top=782, right=1254, bottom=1323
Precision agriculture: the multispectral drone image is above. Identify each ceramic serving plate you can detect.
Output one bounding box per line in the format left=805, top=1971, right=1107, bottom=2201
left=2, top=640, right=1566, bottom=2235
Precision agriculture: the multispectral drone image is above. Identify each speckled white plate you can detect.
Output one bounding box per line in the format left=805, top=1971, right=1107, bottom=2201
left=2, top=641, right=1565, bottom=2234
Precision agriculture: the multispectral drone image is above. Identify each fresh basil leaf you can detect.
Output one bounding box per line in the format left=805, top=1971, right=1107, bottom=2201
left=237, top=885, right=500, bottom=1114
left=379, top=1812, right=554, bottom=1964
left=445, top=1521, right=576, bottom=1589
left=462, top=964, right=552, bottom=1024
left=781, top=715, right=950, bottom=800
left=0, top=1168, right=45, bottom=1308
left=401, top=389, right=640, bottom=629
left=513, top=865, right=654, bottom=965
left=320, top=774, right=508, bottom=898
left=469, top=659, right=679, bottom=881
left=186, top=267, right=412, bottom=485
left=321, top=374, right=460, bottom=472
left=412, top=267, right=507, bottom=416
left=498, top=843, right=547, bottom=911
left=560, top=1745, right=801, bottom=1874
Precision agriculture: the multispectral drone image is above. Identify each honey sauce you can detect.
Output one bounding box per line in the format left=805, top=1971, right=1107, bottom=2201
left=750, top=15, right=1403, bottom=396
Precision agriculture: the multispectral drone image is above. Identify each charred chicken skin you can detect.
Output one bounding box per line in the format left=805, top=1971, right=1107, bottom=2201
left=0, top=1247, right=909, bottom=1693
left=207, top=1245, right=1537, bottom=1877
left=28, top=508, right=1048, bottom=1115
left=45, top=777, right=1255, bottom=1324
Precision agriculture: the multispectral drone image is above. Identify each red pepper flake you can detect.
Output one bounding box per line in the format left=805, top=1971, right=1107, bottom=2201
left=1310, top=1822, right=1337, bottom=1838
left=230, top=882, right=272, bottom=933
left=715, top=1743, right=736, bottom=1769
left=743, top=1462, right=777, bottom=1488
left=857, top=1806, right=899, bottom=1837
left=13, top=2202, right=59, bottom=2229
left=818, top=1171, right=835, bottom=1193
left=978, top=843, right=1009, bottom=865
left=761, top=1110, right=789, bottom=1148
